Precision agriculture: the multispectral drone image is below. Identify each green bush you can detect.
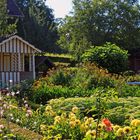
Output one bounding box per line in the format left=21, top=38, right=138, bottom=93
left=30, top=83, right=97, bottom=104
left=119, top=84, right=140, bottom=97
left=82, top=42, right=128, bottom=73
left=48, top=68, right=73, bottom=86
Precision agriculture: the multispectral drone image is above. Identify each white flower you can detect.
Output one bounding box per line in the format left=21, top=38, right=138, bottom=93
left=25, top=104, right=28, bottom=108
left=9, top=80, right=13, bottom=83
left=16, top=119, right=20, bottom=123
left=16, top=91, right=20, bottom=95
left=3, top=104, right=7, bottom=108
left=11, top=117, right=14, bottom=120
left=9, top=113, right=13, bottom=117
left=0, top=110, right=4, bottom=117
left=11, top=92, right=15, bottom=96
left=0, top=97, right=3, bottom=101
left=6, top=93, right=10, bottom=96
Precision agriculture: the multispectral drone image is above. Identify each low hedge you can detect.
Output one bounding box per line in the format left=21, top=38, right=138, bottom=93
left=29, top=86, right=118, bottom=104
left=29, top=85, right=95, bottom=104
left=48, top=96, right=140, bottom=125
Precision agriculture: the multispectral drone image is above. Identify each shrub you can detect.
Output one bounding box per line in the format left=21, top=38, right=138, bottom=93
left=29, top=63, right=127, bottom=104
left=82, top=42, right=128, bottom=73
left=119, top=84, right=140, bottom=97
left=30, top=83, right=97, bottom=104
left=48, top=68, right=72, bottom=86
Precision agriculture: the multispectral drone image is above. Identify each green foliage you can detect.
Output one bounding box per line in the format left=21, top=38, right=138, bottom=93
left=58, top=0, right=140, bottom=57
left=119, top=84, right=140, bottom=97
left=48, top=96, right=140, bottom=125
left=29, top=64, right=122, bottom=104
left=105, top=97, right=140, bottom=125
left=16, top=0, right=60, bottom=52
left=30, top=84, right=95, bottom=104
left=0, top=0, right=17, bottom=36
left=82, top=43, right=128, bottom=73
left=1, top=88, right=140, bottom=139
left=49, top=69, right=72, bottom=86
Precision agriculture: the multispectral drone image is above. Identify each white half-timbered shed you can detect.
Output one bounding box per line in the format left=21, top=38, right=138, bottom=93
left=0, top=35, right=41, bottom=87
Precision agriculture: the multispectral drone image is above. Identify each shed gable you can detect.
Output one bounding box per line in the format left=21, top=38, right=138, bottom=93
left=0, top=35, right=41, bottom=53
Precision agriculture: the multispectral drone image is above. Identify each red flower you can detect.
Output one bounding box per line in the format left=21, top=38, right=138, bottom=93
left=102, top=118, right=112, bottom=127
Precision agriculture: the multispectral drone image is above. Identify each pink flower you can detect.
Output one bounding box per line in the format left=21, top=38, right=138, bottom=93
left=26, top=109, right=33, bottom=117
left=0, top=125, right=4, bottom=129
left=106, top=126, right=112, bottom=131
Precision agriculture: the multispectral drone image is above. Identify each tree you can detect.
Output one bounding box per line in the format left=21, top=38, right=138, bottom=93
left=82, top=42, right=128, bottom=73
left=0, top=0, right=16, bottom=36
left=58, top=0, right=140, bottom=58
left=16, top=0, right=59, bottom=52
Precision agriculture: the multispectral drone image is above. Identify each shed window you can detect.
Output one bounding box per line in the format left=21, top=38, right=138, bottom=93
left=24, top=55, right=29, bottom=72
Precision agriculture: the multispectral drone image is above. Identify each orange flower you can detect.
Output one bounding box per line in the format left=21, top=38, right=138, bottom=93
left=102, top=118, right=112, bottom=127
left=102, top=118, right=112, bottom=131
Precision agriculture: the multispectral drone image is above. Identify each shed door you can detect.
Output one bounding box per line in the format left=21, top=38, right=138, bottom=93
left=4, top=54, right=10, bottom=71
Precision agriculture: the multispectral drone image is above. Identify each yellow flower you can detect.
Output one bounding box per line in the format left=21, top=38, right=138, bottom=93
left=86, top=130, right=92, bottom=136
left=69, top=121, right=76, bottom=128
left=113, top=125, right=120, bottom=132
left=98, top=124, right=103, bottom=131
left=70, top=116, right=76, bottom=121
left=85, top=117, right=94, bottom=127
left=88, top=118, right=94, bottom=123
left=54, top=116, right=61, bottom=124
left=50, top=110, right=56, bottom=117
left=61, top=112, right=67, bottom=118
left=80, top=123, right=87, bottom=132
left=135, top=120, right=140, bottom=127
left=138, top=135, right=140, bottom=140
left=85, top=120, right=90, bottom=126
left=86, top=130, right=96, bottom=138
left=69, top=112, right=76, bottom=120
left=72, top=106, right=79, bottom=113
left=54, top=134, right=62, bottom=140
left=123, top=126, right=132, bottom=134
left=55, top=116, right=61, bottom=121
left=90, top=130, right=96, bottom=137
left=40, top=124, right=46, bottom=131
left=75, top=119, right=81, bottom=125
left=45, top=105, right=52, bottom=112
left=42, top=137, right=48, bottom=140
left=131, top=119, right=139, bottom=126
left=116, top=128, right=124, bottom=136
left=84, top=117, right=88, bottom=122
left=48, top=125, right=55, bottom=130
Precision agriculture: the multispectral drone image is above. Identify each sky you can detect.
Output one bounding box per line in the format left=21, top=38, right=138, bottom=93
left=46, top=0, right=73, bottom=18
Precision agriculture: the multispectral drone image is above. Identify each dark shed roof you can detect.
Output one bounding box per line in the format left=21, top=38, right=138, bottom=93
left=0, top=34, right=15, bottom=43
left=7, top=0, right=24, bottom=17
left=0, top=37, right=8, bottom=43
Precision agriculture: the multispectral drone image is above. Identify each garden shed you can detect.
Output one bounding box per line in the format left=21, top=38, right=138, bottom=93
left=0, top=35, right=41, bottom=87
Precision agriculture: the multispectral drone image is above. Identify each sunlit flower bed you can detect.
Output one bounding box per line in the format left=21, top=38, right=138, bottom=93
left=40, top=105, right=140, bottom=140
left=1, top=91, right=140, bottom=140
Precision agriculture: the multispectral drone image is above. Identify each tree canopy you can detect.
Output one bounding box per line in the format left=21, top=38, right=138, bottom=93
left=16, top=0, right=59, bottom=52
left=58, top=0, right=140, bottom=58
left=0, top=0, right=16, bottom=36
